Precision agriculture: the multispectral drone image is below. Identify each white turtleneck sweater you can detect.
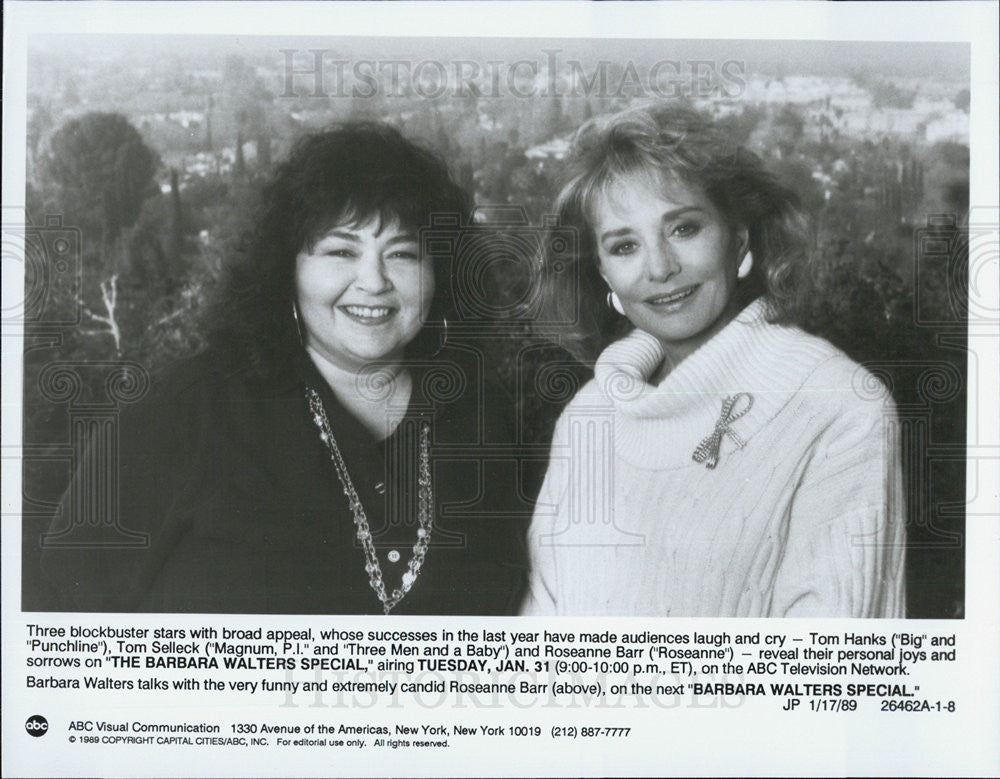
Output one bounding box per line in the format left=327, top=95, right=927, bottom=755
left=523, top=300, right=905, bottom=618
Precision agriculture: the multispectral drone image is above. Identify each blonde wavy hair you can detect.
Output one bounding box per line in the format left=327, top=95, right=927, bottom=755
left=539, top=102, right=813, bottom=364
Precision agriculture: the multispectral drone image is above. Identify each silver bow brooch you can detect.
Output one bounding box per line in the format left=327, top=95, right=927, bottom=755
left=692, top=392, right=754, bottom=469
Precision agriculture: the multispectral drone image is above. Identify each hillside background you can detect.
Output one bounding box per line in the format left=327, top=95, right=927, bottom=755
left=20, top=36, right=971, bottom=616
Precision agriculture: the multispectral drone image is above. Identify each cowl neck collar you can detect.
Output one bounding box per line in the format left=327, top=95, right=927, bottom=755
left=589, top=299, right=837, bottom=469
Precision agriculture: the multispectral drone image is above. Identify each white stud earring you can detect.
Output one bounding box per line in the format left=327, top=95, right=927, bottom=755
left=737, top=251, right=754, bottom=280
left=607, top=290, right=625, bottom=315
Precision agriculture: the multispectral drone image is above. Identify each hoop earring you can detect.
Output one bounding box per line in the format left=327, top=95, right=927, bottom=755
left=737, top=251, right=754, bottom=280
left=292, top=302, right=305, bottom=345
left=606, top=290, right=625, bottom=316
left=429, top=315, right=449, bottom=359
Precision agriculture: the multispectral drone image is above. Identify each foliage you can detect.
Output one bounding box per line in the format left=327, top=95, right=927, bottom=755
left=953, top=88, right=970, bottom=112
left=39, top=112, right=160, bottom=248
left=714, top=105, right=766, bottom=146
left=870, top=81, right=917, bottom=110
left=22, top=99, right=969, bottom=618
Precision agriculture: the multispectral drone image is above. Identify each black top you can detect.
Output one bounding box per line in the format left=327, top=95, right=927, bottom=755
left=39, top=344, right=534, bottom=614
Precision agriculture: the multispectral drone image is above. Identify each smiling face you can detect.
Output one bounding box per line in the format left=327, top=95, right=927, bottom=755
left=295, top=216, right=434, bottom=373
left=592, top=173, right=748, bottom=363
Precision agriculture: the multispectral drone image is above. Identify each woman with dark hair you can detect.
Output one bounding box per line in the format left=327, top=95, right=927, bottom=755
left=523, top=103, right=905, bottom=617
left=42, top=122, right=530, bottom=614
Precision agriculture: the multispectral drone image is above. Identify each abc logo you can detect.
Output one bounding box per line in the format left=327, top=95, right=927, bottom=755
left=25, top=715, right=49, bottom=737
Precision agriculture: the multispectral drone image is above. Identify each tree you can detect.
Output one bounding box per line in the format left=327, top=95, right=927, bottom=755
left=772, top=104, right=805, bottom=158
left=40, top=112, right=159, bottom=250
left=715, top=105, right=765, bottom=146
left=222, top=54, right=275, bottom=172
left=953, top=88, right=970, bottom=113
left=38, top=113, right=159, bottom=356
left=870, top=81, right=916, bottom=110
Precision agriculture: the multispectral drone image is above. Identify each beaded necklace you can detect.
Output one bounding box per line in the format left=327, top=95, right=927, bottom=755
left=305, top=387, right=433, bottom=614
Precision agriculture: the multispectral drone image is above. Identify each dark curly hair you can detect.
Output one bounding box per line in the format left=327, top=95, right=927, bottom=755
left=539, top=102, right=814, bottom=364
left=206, top=121, right=472, bottom=381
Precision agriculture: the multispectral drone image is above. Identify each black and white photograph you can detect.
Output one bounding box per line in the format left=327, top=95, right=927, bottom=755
left=17, top=35, right=970, bottom=618
left=3, top=2, right=998, bottom=777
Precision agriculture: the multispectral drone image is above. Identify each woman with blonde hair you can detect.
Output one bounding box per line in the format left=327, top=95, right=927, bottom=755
left=524, top=103, right=905, bottom=617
